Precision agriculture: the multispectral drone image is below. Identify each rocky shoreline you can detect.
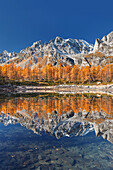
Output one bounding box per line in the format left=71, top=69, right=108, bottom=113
left=0, top=84, right=113, bottom=95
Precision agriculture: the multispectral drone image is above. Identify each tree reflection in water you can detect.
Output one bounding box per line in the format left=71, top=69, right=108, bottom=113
left=0, top=94, right=113, bottom=143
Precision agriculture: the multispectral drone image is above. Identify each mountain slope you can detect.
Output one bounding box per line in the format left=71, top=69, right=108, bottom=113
left=84, top=32, right=113, bottom=66
left=0, top=36, right=93, bottom=68
left=1, top=32, right=113, bottom=68
left=94, top=31, right=113, bottom=55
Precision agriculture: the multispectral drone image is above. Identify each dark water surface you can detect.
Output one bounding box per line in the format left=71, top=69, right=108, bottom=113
left=0, top=93, right=113, bottom=170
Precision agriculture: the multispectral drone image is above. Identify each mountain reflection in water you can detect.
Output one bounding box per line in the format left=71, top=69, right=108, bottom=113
left=0, top=94, right=113, bottom=144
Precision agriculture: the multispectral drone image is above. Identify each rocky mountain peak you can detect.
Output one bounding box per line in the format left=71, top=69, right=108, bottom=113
left=31, top=40, right=43, bottom=49
left=104, top=31, right=113, bottom=43
left=54, top=36, right=63, bottom=44
left=2, top=50, right=8, bottom=53
left=1, top=32, right=113, bottom=68
left=93, top=31, right=113, bottom=55
left=93, top=38, right=103, bottom=52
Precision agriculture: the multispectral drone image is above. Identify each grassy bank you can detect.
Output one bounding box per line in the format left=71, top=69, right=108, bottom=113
left=0, top=78, right=113, bottom=86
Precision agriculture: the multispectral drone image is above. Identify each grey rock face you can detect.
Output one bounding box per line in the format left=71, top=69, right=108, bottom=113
left=0, top=37, right=93, bottom=68
left=0, top=50, right=17, bottom=64
left=1, top=31, right=113, bottom=68
left=93, top=31, right=113, bottom=56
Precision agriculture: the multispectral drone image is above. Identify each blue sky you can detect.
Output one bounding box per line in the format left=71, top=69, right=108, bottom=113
left=0, top=0, right=113, bottom=52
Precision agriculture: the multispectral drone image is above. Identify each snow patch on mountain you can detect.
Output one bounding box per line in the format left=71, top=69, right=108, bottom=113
left=1, top=32, right=113, bottom=68
left=0, top=36, right=93, bottom=67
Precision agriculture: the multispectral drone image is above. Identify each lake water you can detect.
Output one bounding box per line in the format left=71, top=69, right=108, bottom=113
left=0, top=93, right=113, bottom=170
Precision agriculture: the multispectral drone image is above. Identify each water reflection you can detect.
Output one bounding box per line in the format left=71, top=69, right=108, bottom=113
left=0, top=94, right=113, bottom=144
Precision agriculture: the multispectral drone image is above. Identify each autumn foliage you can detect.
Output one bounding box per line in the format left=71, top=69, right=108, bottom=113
left=0, top=63, right=113, bottom=83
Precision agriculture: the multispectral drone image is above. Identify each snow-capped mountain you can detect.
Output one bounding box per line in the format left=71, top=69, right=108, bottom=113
left=94, top=31, right=113, bottom=55
left=0, top=36, right=93, bottom=68
left=0, top=50, right=17, bottom=63
left=1, top=32, right=113, bottom=68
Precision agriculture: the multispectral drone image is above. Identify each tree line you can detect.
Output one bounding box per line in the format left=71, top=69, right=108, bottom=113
left=0, top=63, right=113, bottom=84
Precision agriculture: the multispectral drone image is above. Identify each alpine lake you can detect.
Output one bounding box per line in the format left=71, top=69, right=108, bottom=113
left=0, top=93, right=113, bottom=170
